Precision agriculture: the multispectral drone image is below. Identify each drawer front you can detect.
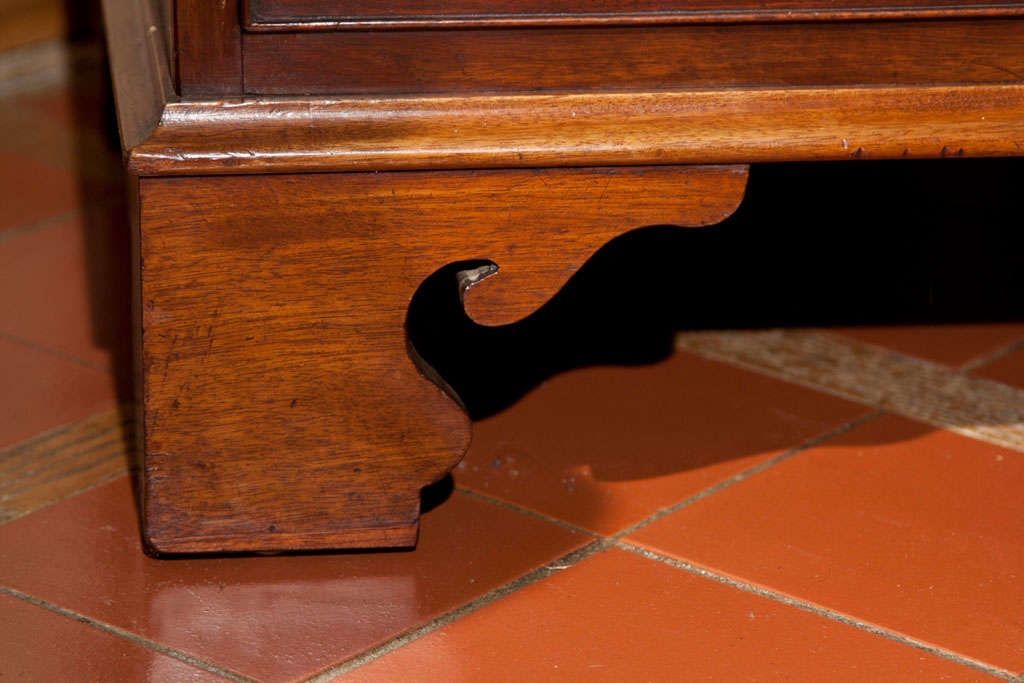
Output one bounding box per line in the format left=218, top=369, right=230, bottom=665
left=246, top=0, right=1024, bottom=28
left=244, top=19, right=1024, bottom=96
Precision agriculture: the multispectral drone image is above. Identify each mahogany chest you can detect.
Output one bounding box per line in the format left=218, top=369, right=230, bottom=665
left=102, top=0, right=1024, bottom=553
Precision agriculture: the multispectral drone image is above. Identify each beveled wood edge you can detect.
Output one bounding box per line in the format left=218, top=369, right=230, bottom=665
left=145, top=516, right=420, bottom=554
left=125, top=84, right=1024, bottom=176
left=243, top=4, right=1024, bottom=31
left=101, top=0, right=175, bottom=154
left=102, top=0, right=1024, bottom=177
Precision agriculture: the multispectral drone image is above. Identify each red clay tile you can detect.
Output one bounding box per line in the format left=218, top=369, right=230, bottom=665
left=0, top=477, right=588, bottom=682
left=349, top=548, right=989, bottom=681
left=0, top=207, right=131, bottom=373
left=972, top=346, right=1024, bottom=390
left=831, top=323, right=1024, bottom=367
left=0, top=592, right=225, bottom=681
left=0, top=98, right=122, bottom=186
left=628, top=414, right=1024, bottom=671
left=456, top=351, right=870, bottom=536
left=0, top=337, right=117, bottom=449
left=0, top=152, right=83, bottom=235
left=21, top=79, right=112, bottom=135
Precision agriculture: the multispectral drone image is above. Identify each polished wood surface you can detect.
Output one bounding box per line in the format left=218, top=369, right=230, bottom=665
left=139, top=165, right=747, bottom=553
left=128, top=84, right=1024, bottom=176
left=175, top=0, right=242, bottom=96
left=245, top=0, right=1024, bottom=29
left=99, top=0, right=1024, bottom=553
left=101, top=0, right=172, bottom=152
left=100, top=0, right=1024, bottom=175
left=245, top=20, right=1024, bottom=95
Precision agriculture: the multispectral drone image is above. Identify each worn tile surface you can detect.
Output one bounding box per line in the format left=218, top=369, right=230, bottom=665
left=0, top=209, right=130, bottom=372
left=0, top=151, right=82, bottom=235
left=0, top=336, right=117, bottom=449
left=0, top=477, right=588, bottom=682
left=628, top=415, right=1024, bottom=671
left=348, top=549, right=991, bottom=682
left=3, top=34, right=1024, bottom=683
left=0, top=592, right=226, bottom=681
left=456, top=351, right=870, bottom=536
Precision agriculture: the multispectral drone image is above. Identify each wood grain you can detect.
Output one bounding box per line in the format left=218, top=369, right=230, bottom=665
left=100, top=0, right=173, bottom=153
left=139, top=165, right=746, bottom=553
left=102, top=0, right=1024, bottom=556
left=244, top=0, right=1024, bottom=29
left=128, top=84, right=1024, bottom=177
left=100, top=0, right=1024, bottom=176
left=175, top=0, right=242, bottom=96
left=245, top=19, right=1024, bottom=95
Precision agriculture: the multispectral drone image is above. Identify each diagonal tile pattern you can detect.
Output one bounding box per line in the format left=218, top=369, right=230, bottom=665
left=455, top=351, right=871, bottom=536
left=676, top=328, right=1024, bottom=452
left=3, top=36, right=1024, bottom=683
left=347, top=549, right=995, bottom=682
left=0, top=477, right=589, bottom=682
left=0, top=207, right=131, bottom=373
left=0, top=592, right=227, bottom=681
left=0, top=404, right=131, bottom=524
left=0, top=336, right=118, bottom=449
left=627, top=414, right=1024, bottom=672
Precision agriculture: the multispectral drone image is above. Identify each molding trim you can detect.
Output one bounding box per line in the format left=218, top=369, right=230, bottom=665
left=103, top=0, right=1024, bottom=177
left=127, top=84, right=1024, bottom=176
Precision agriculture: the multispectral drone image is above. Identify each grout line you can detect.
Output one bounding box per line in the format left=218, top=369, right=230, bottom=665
left=0, top=413, right=99, bottom=460
left=0, top=404, right=131, bottom=461
left=821, top=328, right=1024, bottom=377
left=454, top=486, right=601, bottom=538
left=0, top=406, right=132, bottom=525
left=0, top=330, right=111, bottom=374
left=0, top=428, right=123, bottom=473
left=305, top=540, right=611, bottom=681
left=676, top=329, right=1024, bottom=453
left=0, top=585, right=251, bottom=682
left=1, top=441, right=123, bottom=492
left=334, top=330, right=1017, bottom=679
left=456, top=411, right=881, bottom=550
left=0, top=477, right=128, bottom=527
left=0, top=412, right=126, bottom=463
left=961, top=336, right=1024, bottom=373
left=0, top=210, right=80, bottom=246
left=614, top=542, right=1018, bottom=681
left=610, top=409, right=883, bottom=541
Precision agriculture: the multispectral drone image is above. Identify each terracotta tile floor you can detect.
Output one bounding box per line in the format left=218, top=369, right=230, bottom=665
left=3, top=43, right=1024, bottom=682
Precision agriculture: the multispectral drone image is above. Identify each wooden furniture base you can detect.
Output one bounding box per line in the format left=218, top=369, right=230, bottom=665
left=139, top=166, right=746, bottom=553
left=103, top=0, right=1024, bottom=554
